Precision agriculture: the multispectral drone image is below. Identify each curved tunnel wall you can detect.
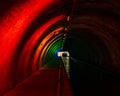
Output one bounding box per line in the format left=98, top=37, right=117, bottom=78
left=0, top=0, right=120, bottom=95
left=0, top=0, right=72, bottom=95
left=68, top=0, right=120, bottom=72
left=66, top=0, right=120, bottom=95
left=65, top=15, right=120, bottom=72
left=38, top=27, right=64, bottom=68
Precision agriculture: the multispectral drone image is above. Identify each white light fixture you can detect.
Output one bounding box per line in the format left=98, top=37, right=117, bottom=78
left=57, top=51, right=70, bottom=57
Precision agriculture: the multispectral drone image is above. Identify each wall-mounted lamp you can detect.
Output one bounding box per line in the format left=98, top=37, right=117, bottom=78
left=57, top=51, right=70, bottom=57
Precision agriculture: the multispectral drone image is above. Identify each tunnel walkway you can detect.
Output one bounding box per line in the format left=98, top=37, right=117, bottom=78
left=4, top=67, right=72, bottom=96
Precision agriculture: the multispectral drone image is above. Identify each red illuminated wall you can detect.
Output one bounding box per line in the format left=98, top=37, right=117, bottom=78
left=1, top=0, right=120, bottom=95
left=0, top=0, right=68, bottom=95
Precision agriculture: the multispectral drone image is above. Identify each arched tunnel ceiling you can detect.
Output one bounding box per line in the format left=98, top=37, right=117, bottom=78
left=0, top=0, right=120, bottom=95
left=40, top=0, right=120, bottom=72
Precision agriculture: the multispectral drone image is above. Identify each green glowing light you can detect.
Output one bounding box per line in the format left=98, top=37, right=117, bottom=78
left=43, top=38, right=64, bottom=67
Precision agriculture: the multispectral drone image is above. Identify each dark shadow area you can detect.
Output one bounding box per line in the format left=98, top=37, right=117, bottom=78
left=62, top=28, right=120, bottom=96
left=69, top=58, right=120, bottom=96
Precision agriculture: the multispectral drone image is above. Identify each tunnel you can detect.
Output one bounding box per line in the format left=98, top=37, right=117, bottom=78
left=0, top=0, right=120, bottom=96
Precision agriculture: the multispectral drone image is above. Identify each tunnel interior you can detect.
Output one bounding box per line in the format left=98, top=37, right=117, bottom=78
left=0, top=0, right=120, bottom=96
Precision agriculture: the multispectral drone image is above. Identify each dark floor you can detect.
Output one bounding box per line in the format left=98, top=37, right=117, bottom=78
left=70, top=59, right=120, bottom=96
